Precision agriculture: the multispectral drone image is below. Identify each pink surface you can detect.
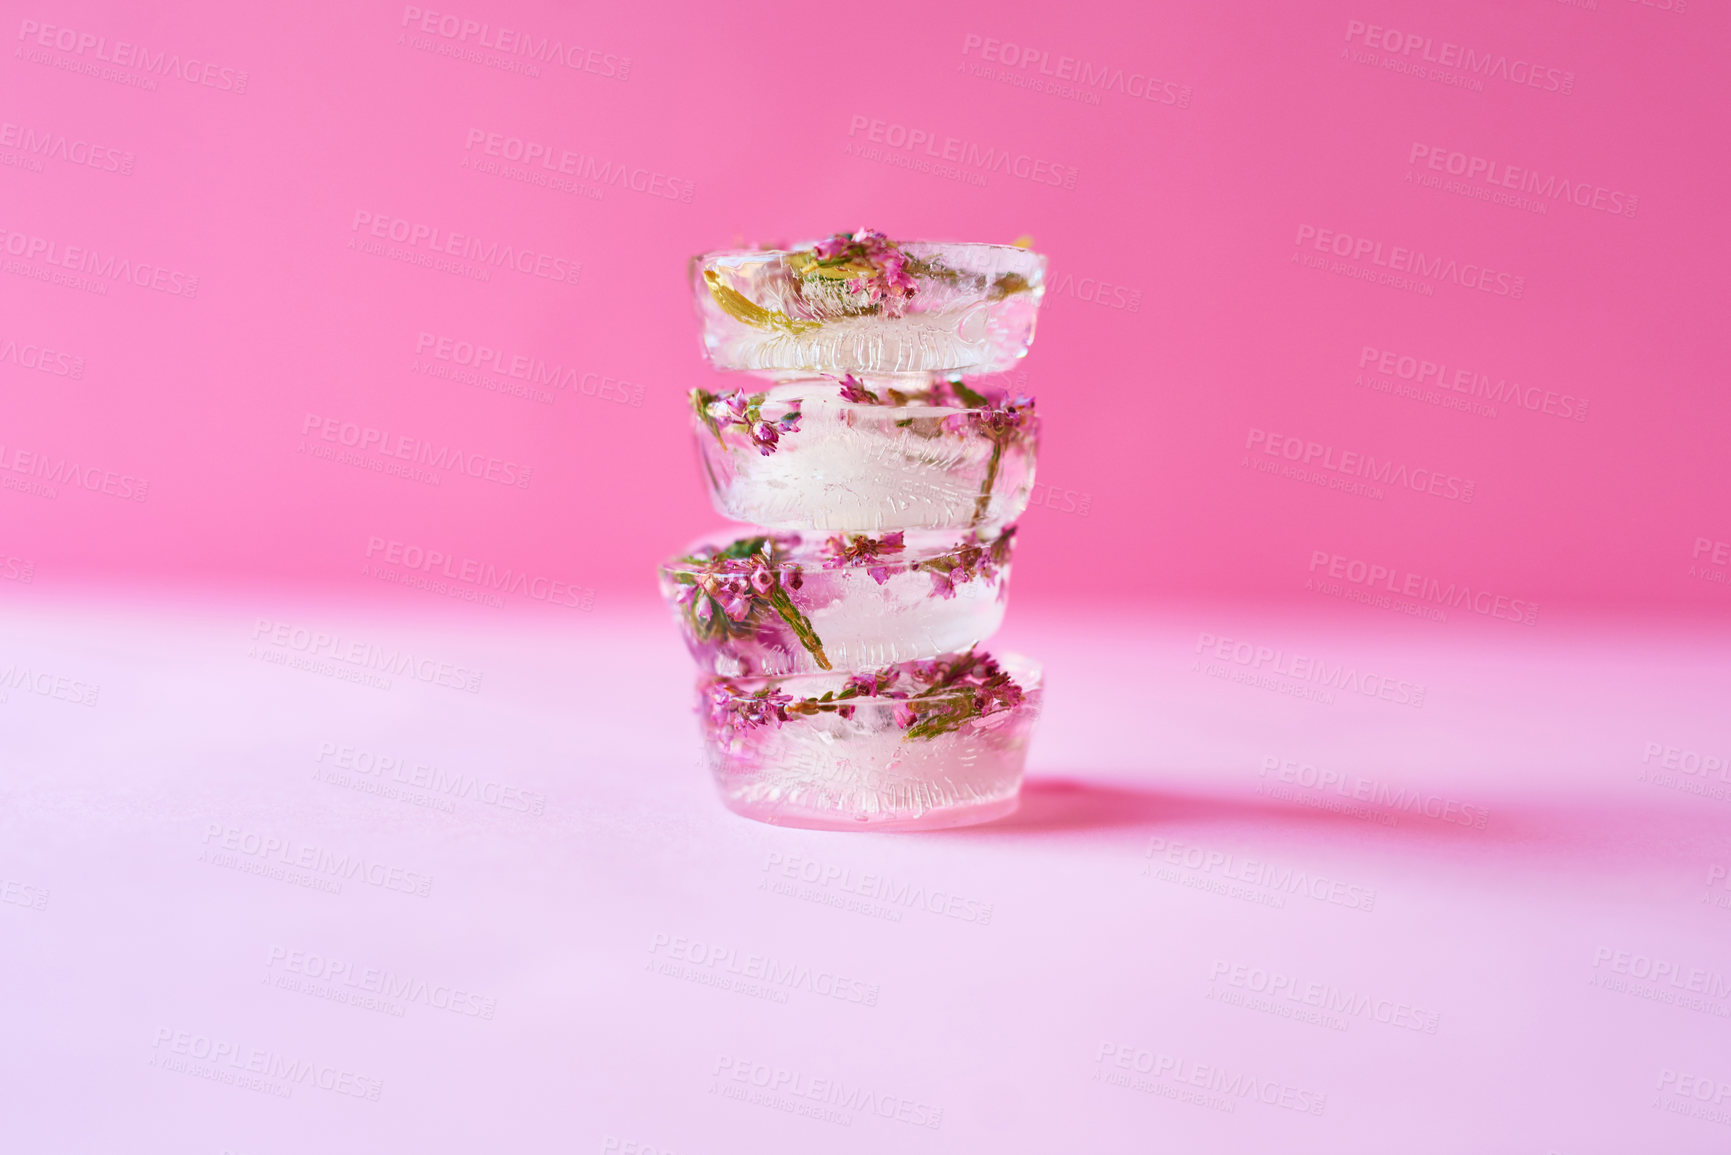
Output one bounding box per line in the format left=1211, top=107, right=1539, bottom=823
left=1, top=1, right=1726, bottom=609
left=3, top=597, right=1731, bottom=1151
left=5, top=1, right=1731, bottom=1150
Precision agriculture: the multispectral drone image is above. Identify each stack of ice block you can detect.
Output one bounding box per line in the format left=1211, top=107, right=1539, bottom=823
left=660, top=230, right=1048, bottom=831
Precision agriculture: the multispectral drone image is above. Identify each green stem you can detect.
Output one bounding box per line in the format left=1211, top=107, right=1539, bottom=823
left=972, top=436, right=1004, bottom=527
left=704, top=270, right=821, bottom=335
left=767, top=584, right=830, bottom=670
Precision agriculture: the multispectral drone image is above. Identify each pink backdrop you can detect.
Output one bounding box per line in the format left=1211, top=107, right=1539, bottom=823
left=6, top=5, right=1731, bottom=1154
left=5, top=0, right=1726, bottom=613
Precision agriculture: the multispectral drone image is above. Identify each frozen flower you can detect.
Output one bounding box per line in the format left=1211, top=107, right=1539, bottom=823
left=705, top=681, right=794, bottom=732
left=822, top=532, right=906, bottom=583
left=748, top=420, right=780, bottom=454
left=670, top=534, right=831, bottom=671
left=694, top=388, right=801, bottom=456
left=837, top=374, right=878, bottom=405
left=916, top=529, right=1014, bottom=594
left=800, top=229, right=920, bottom=316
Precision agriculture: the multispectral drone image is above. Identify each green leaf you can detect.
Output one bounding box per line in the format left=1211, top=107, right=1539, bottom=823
left=766, top=584, right=830, bottom=670
left=949, top=380, right=991, bottom=409
left=704, top=269, right=821, bottom=334
left=971, top=438, right=1004, bottom=526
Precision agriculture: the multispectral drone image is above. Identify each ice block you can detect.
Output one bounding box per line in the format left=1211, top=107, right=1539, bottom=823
left=659, top=527, right=1014, bottom=677
left=690, top=377, right=1037, bottom=533
left=697, top=650, right=1042, bottom=830
left=692, top=231, right=1046, bottom=377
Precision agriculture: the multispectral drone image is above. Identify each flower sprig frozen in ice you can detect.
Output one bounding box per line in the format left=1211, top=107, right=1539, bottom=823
left=702, top=649, right=1028, bottom=740
left=790, top=228, right=921, bottom=316
left=822, top=531, right=906, bottom=585
left=954, top=394, right=1034, bottom=525
left=831, top=375, right=1036, bottom=525
left=836, top=373, right=879, bottom=405
left=670, top=535, right=831, bottom=669
left=815, top=528, right=1014, bottom=597
left=889, top=649, right=1028, bottom=739
left=915, top=529, right=1015, bottom=599
left=691, top=388, right=802, bottom=455
left=704, top=682, right=795, bottom=734
left=701, top=230, right=1037, bottom=336
left=832, top=373, right=1002, bottom=410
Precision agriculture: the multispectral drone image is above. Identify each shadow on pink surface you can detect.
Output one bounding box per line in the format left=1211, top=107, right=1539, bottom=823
left=973, top=776, right=1487, bottom=837
left=966, top=777, right=1725, bottom=870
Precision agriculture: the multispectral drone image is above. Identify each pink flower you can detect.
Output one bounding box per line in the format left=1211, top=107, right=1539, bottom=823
left=700, top=388, right=800, bottom=456
left=748, top=420, right=780, bottom=454
left=822, top=532, right=906, bottom=581
left=837, top=374, right=877, bottom=404
left=844, top=673, right=881, bottom=697
left=803, top=230, right=919, bottom=316
left=704, top=682, right=793, bottom=733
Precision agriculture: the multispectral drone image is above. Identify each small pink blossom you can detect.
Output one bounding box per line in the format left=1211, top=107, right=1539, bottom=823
left=837, top=374, right=877, bottom=404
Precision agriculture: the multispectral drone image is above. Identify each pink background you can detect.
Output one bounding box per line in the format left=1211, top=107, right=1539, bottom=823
left=5, top=2, right=1731, bottom=1153
left=3, top=0, right=1726, bottom=612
